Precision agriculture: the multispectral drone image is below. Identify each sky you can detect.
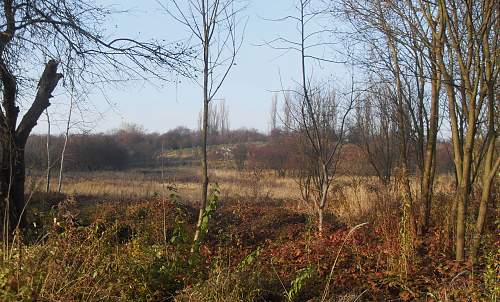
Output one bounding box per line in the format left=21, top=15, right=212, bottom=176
left=33, top=0, right=349, bottom=135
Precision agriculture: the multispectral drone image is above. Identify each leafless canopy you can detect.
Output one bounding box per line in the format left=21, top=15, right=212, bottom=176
left=160, top=0, right=247, bottom=102
left=1, top=0, right=193, bottom=100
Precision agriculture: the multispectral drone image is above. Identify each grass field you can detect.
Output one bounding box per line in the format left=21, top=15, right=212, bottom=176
left=2, top=165, right=498, bottom=301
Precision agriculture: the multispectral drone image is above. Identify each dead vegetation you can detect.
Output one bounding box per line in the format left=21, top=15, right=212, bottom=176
left=0, top=167, right=497, bottom=301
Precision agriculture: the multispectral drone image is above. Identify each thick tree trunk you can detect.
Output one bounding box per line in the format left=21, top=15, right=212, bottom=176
left=0, top=141, right=26, bottom=231
left=0, top=60, right=62, bottom=235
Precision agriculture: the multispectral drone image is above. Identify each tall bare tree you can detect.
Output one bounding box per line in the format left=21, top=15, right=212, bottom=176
left=291, top=85, right=353, bottom=233
left=57, top=85, right=75, bottom=193
left=164, top=0, right=246, bottom=249
left=44, top=109, right=51, bottom=193
left=267, top=0, right=351, bottom=233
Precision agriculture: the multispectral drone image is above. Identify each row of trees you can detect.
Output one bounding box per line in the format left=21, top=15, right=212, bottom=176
left=262, top=0, right=498, bottom=263
left=25, top=125, right=266, bottom=171
left=337, top=0, right=499, bottom=263
left=26, top=122, right=453, bottom=176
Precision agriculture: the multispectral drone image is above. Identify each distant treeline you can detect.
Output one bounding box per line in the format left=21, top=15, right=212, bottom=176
left=26, top=126, right=266, bottom=171
left=26, top=124, right=454, bottom=178
left=244, top=129, right=455, bottom=179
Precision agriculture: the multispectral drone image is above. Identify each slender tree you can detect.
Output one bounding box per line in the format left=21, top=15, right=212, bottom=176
left=267, top=0, right=351, bottom=233
left=164, top=0, right=246, bottom=249
left=45, top=109, right=51, bottom=193
left=269, top=93, right=278, bottom=132
left=57, top=86, right=75, bottom=193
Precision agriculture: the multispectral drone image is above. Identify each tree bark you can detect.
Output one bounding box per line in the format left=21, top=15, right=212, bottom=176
left=318, top=207, right=324, bottom=235
left=469, top=161, right=495, bottom=263
left=1, top=140, right=26, bottom=230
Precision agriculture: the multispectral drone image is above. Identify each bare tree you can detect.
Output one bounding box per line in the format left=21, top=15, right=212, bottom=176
left=57, top=85, right=75, bottom=193
left=0, top=0, right=191, bottom=236
left=269, top=93, right=278, bottom=132
left=291, top=85, right=353, bottom=233
left=163, top=0, right=246, bottom=249
left=357, top=83, right=399, bottom=184
left=45, top=109, right=51, bottom=193
left=267, top=0, right=351, bottom=233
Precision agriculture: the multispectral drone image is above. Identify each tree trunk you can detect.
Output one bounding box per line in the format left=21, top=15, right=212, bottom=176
left=192, top=97, right=209, bottom=249
left=58, top=90, right=74, bottom=193
left=57, top=132, right=69, bottom=193
left=469, top=80, right=498, bottom=263
left=45, top=109, right=51, bottom=193
left=318, top=206, right=324, bottom=235
left=192, top=7, right=210, bottom=249
left=386, top=29, right=416, bottom=234
left=469, top=170, right=493, bottom=264
left=1, top=140, right=27, bottom=231
left=455, top=106, right=475, bottom=261
left=0, top=60, right=62, bottom=235
left=455, top=185, right=467, bottom=261
left=418, top=61, right=440, bottom=236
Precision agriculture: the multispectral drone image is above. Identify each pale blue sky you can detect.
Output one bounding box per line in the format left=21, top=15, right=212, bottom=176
left=35, top=0, right=349, bottom=134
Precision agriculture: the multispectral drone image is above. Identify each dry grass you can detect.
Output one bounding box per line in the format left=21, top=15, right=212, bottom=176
left=7, top=167, right=494, bottom=301
left=29, top=167, right=302, bottom=206
left=29, top=168, right=456, bottom=226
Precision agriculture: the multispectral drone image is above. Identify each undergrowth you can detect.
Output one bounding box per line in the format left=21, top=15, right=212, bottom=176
left=0, top=178, right=497, bottom=301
